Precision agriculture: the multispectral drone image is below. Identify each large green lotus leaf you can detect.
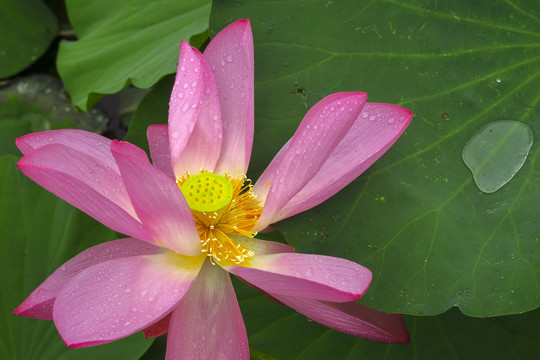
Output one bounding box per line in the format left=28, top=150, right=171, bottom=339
left=0, top=155, right=153, bottom=359
left=57, top=0, right=211, bottom=110
left=0, top=0, right=58, bottom=78
left=210, top=0, right=540, bottom=316
left=233, top=277, right=540, bottom=360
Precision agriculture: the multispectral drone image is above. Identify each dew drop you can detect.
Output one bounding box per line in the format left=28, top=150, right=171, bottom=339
left=182, top=83, right=189, bottom=89
left=180, top=66, right=186, bottom=71
left=226, top=55, right=233, bottom=62
left=191, top=81, right=198, bottom=88
left=369, top=115, right=376, bottom=121
left=181, top=103, right=190, bottom=112
left=177, top=92, right=184, bottom=99
left=388, top=117, right=395, bottom=124
left=462, top=120, right=533, bottom=193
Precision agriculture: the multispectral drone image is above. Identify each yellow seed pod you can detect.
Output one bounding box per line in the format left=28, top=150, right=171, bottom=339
left=180, top=173, right=233, bottom=212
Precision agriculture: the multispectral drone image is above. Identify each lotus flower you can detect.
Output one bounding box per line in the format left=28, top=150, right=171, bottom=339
left=14, top=20, right=412, bottom=359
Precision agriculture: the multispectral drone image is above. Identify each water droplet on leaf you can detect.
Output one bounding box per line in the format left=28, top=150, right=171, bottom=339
left=462, top=120, right=533, bottom=193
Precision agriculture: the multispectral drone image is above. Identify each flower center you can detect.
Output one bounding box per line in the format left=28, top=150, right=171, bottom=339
left=181, top=173, right=233, bottom=212
left=178, top=171, right=262, bottom=265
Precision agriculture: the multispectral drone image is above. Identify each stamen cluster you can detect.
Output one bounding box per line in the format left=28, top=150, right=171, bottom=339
left=177, top=171, right=262, bottom=265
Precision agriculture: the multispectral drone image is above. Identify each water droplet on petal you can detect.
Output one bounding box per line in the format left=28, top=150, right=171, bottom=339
left=388, top=117, right=395, bottom=124
left=181, top=103, right=190, bottom=112
left=462, top=120, right=533, bottom=193
left=226, top=55, right=233, bottom=62
left=183, top=83, right=189, bottom=89
left=180, top=66, right=186, bottom=71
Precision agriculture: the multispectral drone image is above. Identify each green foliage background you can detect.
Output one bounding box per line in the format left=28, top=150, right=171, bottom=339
left=1, top=0, right=538, bottom=358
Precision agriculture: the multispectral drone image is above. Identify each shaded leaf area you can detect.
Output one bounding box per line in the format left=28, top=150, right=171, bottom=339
left=58, top=0, right=211, bottom=110
left=234, top=277, right=540, bottom=360
left=0, top=0, right=58, bottom=78
left=211, top=0, right=540, bottom=316
left=123, top=76, right=173, bottom=153
left=0, top=75, right=109, bottom=156
left=0, top=155, right=152, bottom=359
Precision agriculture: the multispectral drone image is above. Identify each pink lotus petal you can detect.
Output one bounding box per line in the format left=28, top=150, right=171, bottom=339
left=233, top=235, right=295, bottom=255
left=16, top=130, right=116, bottom=170
left=254, top=92, right=367, bottom=231
left=272, top=294, right=410, bottom=344
left=147, top=124, right=174, bottom=179
left=168, top=42, right=204, bottom=171
left=225, top=253, right=372, bottom=302
left=166, top=260, right=249, bottom=360
left=54, top=252, right=205, bottom=348
left=143, top=313, right=171, bottom=338
left=277, top=103, right=413, bottom=220
left=169, top=42, right=223, bottom=176
left=205, top=19, right=254, bottom=176
left=17, top=144, right=154, bottom=242
left=173, top=47, right=223, bottom=176
left=111, top=140, right=201, bottom=256
left=14, top=238, right=161, bottom=320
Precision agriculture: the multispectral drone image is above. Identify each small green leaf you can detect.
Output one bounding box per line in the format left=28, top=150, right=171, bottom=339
left=0, top=0, right=58, bottom=78
left=58, top=0, right=211, bottom=110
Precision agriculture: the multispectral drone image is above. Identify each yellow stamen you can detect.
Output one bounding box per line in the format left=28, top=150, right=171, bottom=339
left=177, top=171, right=262, bottom=265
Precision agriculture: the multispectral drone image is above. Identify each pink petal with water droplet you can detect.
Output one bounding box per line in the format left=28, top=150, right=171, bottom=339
left=14, top=238, right=161, bottom=320
left=17, top=144, right=154, bottom=242
left=168, top=42, right=204, bottom=172
left=54, top=252, right=205, bottom=348
left=172, top=45, right=222, bottom=175
left=166, top=261, right=249, bottom=360
left=111, top=141, right=201, bottom=255
left=205, top=19, right=254, bottom=176
left=272, top=294, right=410, bottom=344
left=16, top=130, right=115, bottom=167
left=254, top=92, right=366, bottom=231
left=225, top=253, right=371, bottom=302
left=277, top=103, right=412, bottom=220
